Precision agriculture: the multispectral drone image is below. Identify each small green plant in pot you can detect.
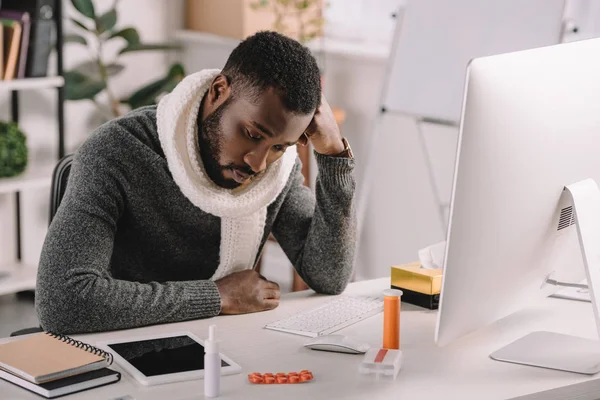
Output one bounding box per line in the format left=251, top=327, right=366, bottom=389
left=65, top=0, right=185, bottom=119
left=0, top=122, right=28, bottom=178
left=250, top=0, right=325, bottom=44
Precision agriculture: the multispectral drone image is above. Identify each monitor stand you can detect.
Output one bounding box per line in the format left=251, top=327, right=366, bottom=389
left=490, top=178, right=600, bottom=375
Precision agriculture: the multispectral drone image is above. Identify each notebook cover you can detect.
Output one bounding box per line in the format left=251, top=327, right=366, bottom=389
left=0, top=333, right=108, bottom=384
left=0, top=11, right=31, bottom=78
left=0, top=367, right=121, bottom=399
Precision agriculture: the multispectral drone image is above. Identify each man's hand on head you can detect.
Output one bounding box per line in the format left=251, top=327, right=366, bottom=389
left=215, top=270, right=280, bottom=314
left=301, top=95, right=346, bottom=156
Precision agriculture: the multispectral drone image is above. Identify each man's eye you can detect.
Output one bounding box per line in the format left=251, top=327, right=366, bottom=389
left=246, top=129, right=261, bottom=141
left=273, top=145, right=286, bottom=152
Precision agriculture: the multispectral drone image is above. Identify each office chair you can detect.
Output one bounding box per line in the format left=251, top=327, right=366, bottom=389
left=10, top=154, right=74, bottom=337
left=48, top=154, right=74, bottom=225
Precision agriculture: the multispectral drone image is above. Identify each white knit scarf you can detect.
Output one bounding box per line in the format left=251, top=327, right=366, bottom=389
left=156, top=69, right=297, bottom=280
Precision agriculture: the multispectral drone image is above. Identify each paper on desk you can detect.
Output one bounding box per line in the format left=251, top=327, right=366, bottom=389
left=418, top=241, right=446, bottom=270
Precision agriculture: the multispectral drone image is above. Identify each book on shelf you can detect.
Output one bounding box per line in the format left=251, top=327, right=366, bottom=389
left=0, top=18, right=22, bottom=80
left=0, top=10, right=31, bottom=79
left=1, top=0, right=54, bottom=78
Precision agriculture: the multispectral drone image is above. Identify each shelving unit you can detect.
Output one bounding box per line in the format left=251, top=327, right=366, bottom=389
left=0, top=76, right=64, bottom=92
left=0, top=158, right=59, bottom=194
left=0, top=2, right=65, bottom=296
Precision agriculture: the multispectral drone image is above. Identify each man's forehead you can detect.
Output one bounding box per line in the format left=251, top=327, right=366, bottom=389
left=231, top=90, right=313, bottom=139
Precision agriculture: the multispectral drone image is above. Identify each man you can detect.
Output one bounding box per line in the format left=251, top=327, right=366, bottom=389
left=36, top=31, right=356, bottom=334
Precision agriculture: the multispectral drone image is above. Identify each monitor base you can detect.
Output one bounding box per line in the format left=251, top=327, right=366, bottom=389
left=490, top=331, right=600, bottom=375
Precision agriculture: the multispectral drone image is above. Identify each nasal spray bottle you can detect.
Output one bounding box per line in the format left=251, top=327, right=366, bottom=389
left=204, top=325, right=220, bottom=398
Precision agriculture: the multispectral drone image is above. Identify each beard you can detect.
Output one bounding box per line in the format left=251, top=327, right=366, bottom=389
left=197, top=97, right=254, bottom=189
left=198, top=98, right=235, bottom=188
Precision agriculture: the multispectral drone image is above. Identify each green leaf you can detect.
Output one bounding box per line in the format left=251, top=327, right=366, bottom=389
left=125, top=63, right=185, bottom=109
left=250, top=0, right=268, bottom=10
left=108, top=27, right=140, bottom=45
left=64, top=70, right=106, bottom=100
left=64, top=34, right=87, bottom=45
left=64, top=70, right=88, bottom=85
left=71, top=18, right=91, bottom=32
left=119, top=43, right=181, bottom=55
left=105, top=63, right=125, bottom=76
left=166, top=63, right=185, bottom=78
left=71, top=0, right=96, bottom=19
left=295, top=0, right=310, bottom=9
left=72, top=60, right=124, bottom=79
left=126, top=77, right=170, bottom=109
left=160, top=79, right=180, bottom=95
left=96, top=8, right=117, bottom=34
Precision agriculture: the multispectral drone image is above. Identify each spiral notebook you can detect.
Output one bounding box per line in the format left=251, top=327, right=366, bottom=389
left=0, top=332, right=113, bottom=384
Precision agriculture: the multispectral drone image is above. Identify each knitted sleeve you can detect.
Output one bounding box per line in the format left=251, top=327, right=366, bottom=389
left=271, top=152, right=357, bottom=294
left=35, top=129, right=221, bottom=334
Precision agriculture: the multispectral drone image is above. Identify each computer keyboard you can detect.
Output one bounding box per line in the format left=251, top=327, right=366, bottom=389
left=265, top=295, right=384, bottom=337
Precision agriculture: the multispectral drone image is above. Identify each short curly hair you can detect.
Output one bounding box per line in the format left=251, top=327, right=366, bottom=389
left=221, top=31, right=321, bottom=115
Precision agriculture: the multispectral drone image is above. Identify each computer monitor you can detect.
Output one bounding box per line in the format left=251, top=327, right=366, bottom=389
left=435, top=37, right=600, bottom=374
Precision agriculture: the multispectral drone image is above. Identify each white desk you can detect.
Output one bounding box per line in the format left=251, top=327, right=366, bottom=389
left=3, top=277, right=600, bottom=400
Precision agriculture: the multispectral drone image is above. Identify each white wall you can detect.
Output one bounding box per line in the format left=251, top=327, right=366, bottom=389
left=0, top=0, right=183, bottom=269
left=6, top=0, right=599, bottom=285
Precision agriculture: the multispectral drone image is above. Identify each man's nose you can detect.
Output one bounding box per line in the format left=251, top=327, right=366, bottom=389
left=244, top=147, right=269, bottom=173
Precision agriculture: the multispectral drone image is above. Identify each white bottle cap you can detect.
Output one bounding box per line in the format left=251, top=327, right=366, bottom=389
left=205, top=324, right=219, bottom=354
left=383, top=289, right=403, bottom=298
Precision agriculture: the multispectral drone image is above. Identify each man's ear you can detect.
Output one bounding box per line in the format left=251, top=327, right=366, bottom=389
left=206, top=74, right=232, bottom=110
left=298, top=132, right=309, bottom=146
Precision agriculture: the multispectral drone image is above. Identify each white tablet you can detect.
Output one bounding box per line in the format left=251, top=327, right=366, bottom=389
left=96, top=331, right=241, bottom=386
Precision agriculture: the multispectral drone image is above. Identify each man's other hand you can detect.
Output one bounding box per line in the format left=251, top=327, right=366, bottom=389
left=215, top=270, right=280, bottom=314
left=301, top=95, right=345, bottom=156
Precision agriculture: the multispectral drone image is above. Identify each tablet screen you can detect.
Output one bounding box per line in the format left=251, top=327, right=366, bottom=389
left=107, top=335, right=229, bottom=377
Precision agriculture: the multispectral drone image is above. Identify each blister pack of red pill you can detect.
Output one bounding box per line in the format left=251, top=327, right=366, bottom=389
left=248, top=370, right=314, bottom=384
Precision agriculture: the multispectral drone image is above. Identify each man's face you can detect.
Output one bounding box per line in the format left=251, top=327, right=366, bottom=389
left=199, top=77, right=314, bottom=189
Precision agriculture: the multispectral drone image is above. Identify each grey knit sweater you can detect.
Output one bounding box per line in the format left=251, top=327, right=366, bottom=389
left=35, top=106, right=357, bottom=334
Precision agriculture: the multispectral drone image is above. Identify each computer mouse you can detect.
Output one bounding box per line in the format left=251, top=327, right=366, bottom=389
left=303, top=335, right=371, bottom=354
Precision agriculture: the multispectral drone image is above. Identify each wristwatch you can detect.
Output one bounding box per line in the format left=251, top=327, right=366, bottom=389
left=335, top=137, right=354, bottom=159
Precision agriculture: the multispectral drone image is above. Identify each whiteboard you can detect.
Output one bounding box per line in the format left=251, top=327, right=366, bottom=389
left=382, top=0, right=566, bottom=123
left=563, top=0, right=600, bottom=42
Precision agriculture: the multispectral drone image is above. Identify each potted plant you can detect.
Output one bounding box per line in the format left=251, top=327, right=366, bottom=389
left=65, top=0, right=185, bottom=119
left=250, top=0, right=325, bottom=44
left=0, top=122, right=28, bottom=178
